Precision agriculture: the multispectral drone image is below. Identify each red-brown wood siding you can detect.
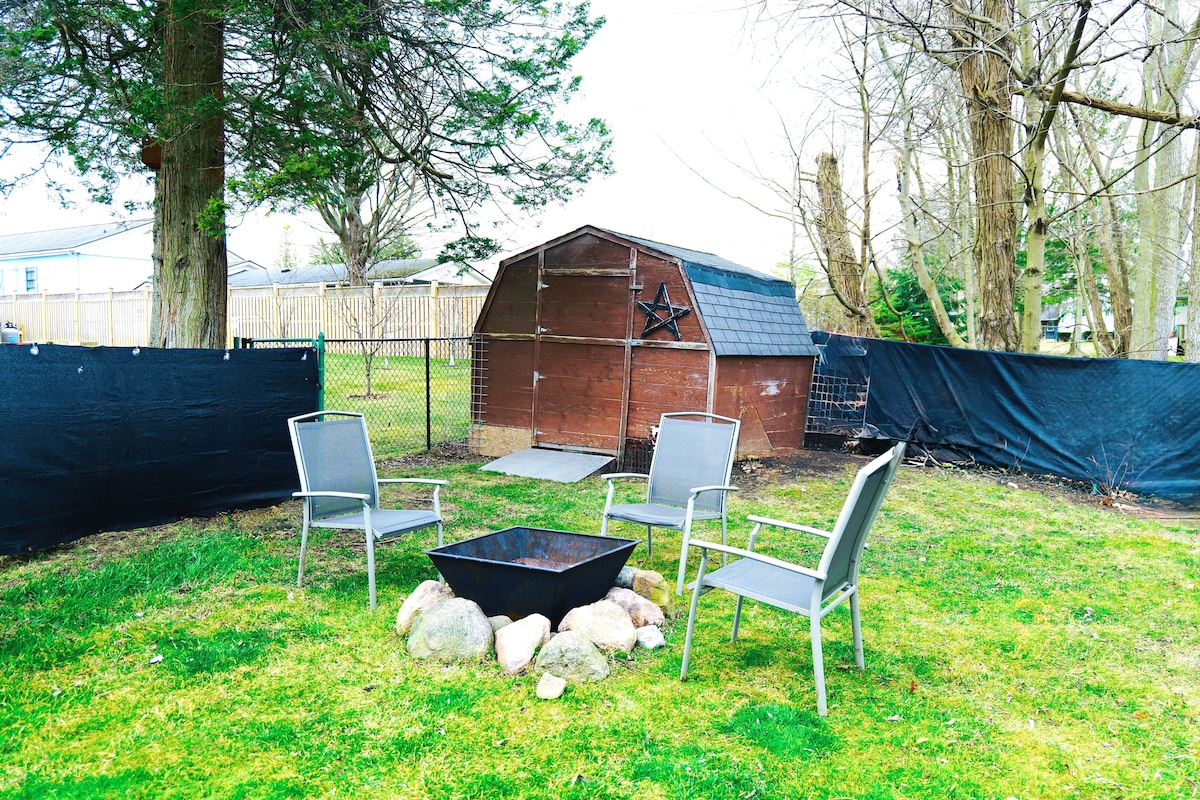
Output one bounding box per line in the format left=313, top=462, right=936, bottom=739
left=478, top=338, right=535, bottom=428
left=625, top=347, right=710, bottom=439
left=538, top=274, right=631, bottom=340
left=478, top=255, right=537, bottom=335
left=713, top=356, right=815, bottom=455
left=534, top=341, right=625, bottom=451
left=544, top=233, right=631, bottom=271
left=632, top=254, right=706, bottom=346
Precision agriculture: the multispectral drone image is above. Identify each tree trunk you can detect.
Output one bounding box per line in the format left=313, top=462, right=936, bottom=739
left=898, top=115, right=967, bottom=347
left=814, top=152, right=877, bottom=336
left=150, top=0, right=227, bottom=348
left=1072, top=111, right=1133, bottom=355
left=1188, top=142, right=1200, bottom=363
left=951, top=0, right=1019, bottom=352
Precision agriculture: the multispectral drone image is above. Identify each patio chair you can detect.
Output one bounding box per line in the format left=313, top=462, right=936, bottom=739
left=600, top=412, right=741, bottom=596
left=679, top=441, right=906, bottom=716
left=288, top=410, right=448, bottom=610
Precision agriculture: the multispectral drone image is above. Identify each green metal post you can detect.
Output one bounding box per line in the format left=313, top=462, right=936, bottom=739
left=425, top=337, right=432, bottom=451
left=316, top=332, right=326, bottom=411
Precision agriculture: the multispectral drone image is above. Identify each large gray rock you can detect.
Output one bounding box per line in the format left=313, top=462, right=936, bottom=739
left=534, top=631, right=610, bottom=682
left=614, top=566, right=637, bottom=589
left=559, top=599, right=637, bottom=655
left=605, top=587, right=666, bottom=628
left=406, top=598, right=494, bottom=662
left=395, top=580, right=455, bottom=635
left=495, top=614, right=551, bottom=675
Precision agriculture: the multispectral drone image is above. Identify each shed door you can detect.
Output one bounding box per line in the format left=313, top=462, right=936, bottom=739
left=533, top=270, right=634, bottom=453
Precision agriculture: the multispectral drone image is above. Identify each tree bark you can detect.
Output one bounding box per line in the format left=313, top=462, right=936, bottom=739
left=951, top=0, right=1019, bottom=352
left=814, top=152, right=877, bottom=336
left=150, top=0, right=227, bottom=348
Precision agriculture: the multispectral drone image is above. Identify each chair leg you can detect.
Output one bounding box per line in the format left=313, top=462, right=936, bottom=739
left=600, top=514, right=610, bottom=536
left=676, top=518, right=694, bottom=596
left=811, top=614, right=827, bottom=716
left=646, top=525, right=653, bottom=560
left=297, top=520, right=311, bottom=588
left=850, top=590, right=864, bottom=669
left=732, top=596, right=745, bottom=642
left=366, top=530, right=378, bottom=611
left=436, top=520, right=444, bottom=547
left=680, top=551, right=709, bottom=681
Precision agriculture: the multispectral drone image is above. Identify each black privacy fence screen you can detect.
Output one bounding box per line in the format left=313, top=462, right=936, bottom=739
left=0, top=344, right=319, bottom=554
left=811, top=332, right=1200, bottom=505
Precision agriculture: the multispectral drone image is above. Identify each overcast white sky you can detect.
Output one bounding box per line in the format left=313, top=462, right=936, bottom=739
left=0, top=0, right=828, bottom=277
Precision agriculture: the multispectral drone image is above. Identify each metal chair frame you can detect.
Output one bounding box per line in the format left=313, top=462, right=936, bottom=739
left=288, top=410, right=447, bottom=610
left=679, top=442, right=906, bottom=715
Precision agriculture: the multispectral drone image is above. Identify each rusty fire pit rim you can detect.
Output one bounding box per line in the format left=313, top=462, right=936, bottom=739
left=423, top=526, right=640, bottom=574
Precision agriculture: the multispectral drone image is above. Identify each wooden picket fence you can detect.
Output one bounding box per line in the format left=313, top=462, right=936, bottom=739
left=0, top=282, right=489, bottom=348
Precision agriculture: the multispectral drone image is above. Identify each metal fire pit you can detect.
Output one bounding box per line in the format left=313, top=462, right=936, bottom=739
left=425, top=527, right=638, bottom=626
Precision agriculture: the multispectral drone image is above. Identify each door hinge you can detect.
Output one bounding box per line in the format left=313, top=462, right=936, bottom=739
left=537, top=281, right=549, bottom=290
left=533, top=371, right=541, bottom=384
left=538, top=326, right=549, bottom=333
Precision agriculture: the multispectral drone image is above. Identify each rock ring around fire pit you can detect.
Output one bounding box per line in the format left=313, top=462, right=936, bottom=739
left=424, top=527, right=639, bottom=627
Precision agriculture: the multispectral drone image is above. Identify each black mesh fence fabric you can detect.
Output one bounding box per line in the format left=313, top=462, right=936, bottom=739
left=1, top=344, right=319, bottom=554
left=812, top=332, right=1200, bottom=505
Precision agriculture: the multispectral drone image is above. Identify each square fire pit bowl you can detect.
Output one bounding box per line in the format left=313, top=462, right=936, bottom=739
left=424, top=527, right=638, bottom=626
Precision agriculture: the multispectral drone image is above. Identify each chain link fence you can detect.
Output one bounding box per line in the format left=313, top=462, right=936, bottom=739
left=239, top=335, right=473, bottom=459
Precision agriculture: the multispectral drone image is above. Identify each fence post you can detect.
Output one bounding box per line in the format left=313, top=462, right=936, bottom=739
left=317, top=332, right=326, bottom=411
left=425, top=337, right=432, bottom=451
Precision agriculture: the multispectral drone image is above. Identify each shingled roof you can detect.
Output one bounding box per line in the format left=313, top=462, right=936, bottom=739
left=596, top=228, right=818, bottom=358
left=0, top=219, right=152, bottom=257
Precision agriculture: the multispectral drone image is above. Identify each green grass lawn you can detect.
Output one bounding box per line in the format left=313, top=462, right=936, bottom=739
left=320, top=351, right=471, bottom=459
left=2, top=455, right=1198, bottom=799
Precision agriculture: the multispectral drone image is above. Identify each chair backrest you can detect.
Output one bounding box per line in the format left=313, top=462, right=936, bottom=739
left=818, top=441, right=906, bottom=596
left=646, top=413, right=741, bottom=513
left=288, top=411, right=379, bottom=521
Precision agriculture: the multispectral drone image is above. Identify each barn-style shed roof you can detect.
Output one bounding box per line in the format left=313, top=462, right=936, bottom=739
left=593, top=227, right=818, bottom=358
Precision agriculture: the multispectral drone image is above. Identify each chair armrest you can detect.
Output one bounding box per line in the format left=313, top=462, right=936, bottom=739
left=689, top=484, right=738, bottom=497
left=605, top=472, right=649, bottom=483
left=293, top=490, right=370, bottom=501
left=378, top=478, right=450, bottom=487
left=689, top=539, right=824, bottom=580
left=746, top=514, right=832, bottom=539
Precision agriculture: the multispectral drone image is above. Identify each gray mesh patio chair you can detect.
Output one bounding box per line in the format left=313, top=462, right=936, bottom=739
left=288, top=410, right=448, bottom=610
left=600, top=412, right=741, bottom=596
left=679, top=441, right=906, bottom=716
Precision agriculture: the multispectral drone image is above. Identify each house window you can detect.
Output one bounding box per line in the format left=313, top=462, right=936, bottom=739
left=25, top=267, right=36, bottom=292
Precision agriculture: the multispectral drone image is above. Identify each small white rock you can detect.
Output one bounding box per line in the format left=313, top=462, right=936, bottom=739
left=148, top=654, right=163, bottom=665
left=536, top=672, right=567, bottom=700
left=635, top=625, right=666, bottom=650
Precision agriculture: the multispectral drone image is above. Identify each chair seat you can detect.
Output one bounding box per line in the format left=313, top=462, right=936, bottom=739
left=314, top=508, right=441, bottom=536
left=606, top=503, right=722, bottom=529
left=699, top=558, right=821, bottom=616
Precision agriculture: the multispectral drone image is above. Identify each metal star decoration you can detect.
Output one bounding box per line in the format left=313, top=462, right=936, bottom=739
left=638, top=281, right=691, bottom=340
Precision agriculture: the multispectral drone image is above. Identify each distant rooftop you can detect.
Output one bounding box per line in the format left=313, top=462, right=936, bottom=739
left=0, top=219, right=153, bottom=258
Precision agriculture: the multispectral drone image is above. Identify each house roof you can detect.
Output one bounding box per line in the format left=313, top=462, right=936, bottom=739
left=227, top=258, right=439, bottom=288
left=593, top=227, right=818, bottom=358
left=0, top=219, right=153, bottom=257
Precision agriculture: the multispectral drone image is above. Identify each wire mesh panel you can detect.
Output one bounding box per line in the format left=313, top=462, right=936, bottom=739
left=246, top=336, right=473, bottom=458
left=805, top=373, right=871, bottom=435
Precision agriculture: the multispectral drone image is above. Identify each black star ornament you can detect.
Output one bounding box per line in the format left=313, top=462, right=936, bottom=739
left=638, top=281, right=691, bottom=340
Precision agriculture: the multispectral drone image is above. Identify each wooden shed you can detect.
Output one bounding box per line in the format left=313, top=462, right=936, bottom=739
left=470, top=226, right=818, bottom=462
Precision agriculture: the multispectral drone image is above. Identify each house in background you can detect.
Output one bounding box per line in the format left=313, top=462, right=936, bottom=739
left=0, top=219, right=154, bottom=294
left=227, top=258, right=492, bottom=288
